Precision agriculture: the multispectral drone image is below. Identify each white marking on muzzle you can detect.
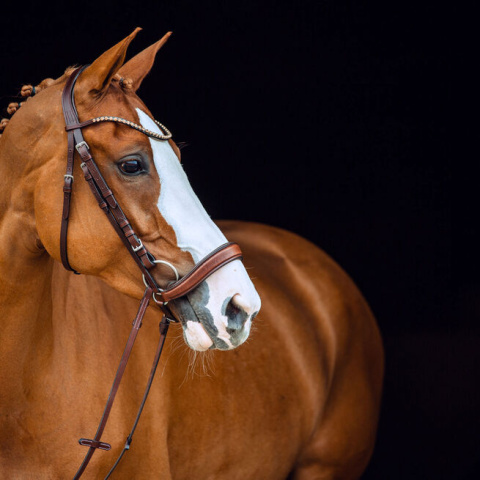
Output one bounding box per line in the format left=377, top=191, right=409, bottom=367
left=184, top=321, right=213, bottom=351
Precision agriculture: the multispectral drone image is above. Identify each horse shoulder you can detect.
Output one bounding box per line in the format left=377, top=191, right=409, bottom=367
left=217, top=220, right=384, bottom=478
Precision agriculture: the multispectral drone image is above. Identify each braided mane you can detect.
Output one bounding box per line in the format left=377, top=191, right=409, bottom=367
left=0, top=68, right=133, bottom=138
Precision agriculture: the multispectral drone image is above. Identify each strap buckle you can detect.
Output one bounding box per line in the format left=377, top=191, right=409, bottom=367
left=64, top=174, right=74, bottom=181
left=132, top=237, right=143, bottom=252
left=124, top=436, right=132, bottom=451
left=75, top=141, right=89, bottom=153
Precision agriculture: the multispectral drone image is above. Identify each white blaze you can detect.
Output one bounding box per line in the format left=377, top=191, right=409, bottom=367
left=136, top=109, right=226, bottom=261
left=136, top=109, right=261, bottom=350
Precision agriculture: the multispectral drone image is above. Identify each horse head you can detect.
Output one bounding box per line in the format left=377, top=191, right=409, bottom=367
left=0, top=28, right=260, bottom=351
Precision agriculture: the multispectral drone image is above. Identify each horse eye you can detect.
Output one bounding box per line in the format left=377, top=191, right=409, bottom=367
left=118, top=159, right=144, bottom=176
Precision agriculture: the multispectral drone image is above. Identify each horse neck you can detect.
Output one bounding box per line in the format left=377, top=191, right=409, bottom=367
left=0, top=227, right=55, bottom=408
left=0, top=127, right=56, bottom=406
left=0, top=206, right=135, bottom=410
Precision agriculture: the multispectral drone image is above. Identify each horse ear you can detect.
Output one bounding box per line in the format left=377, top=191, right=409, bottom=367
left=117, top=32, right=172, bottom=92
left=77, top=28, right=142, bottom=99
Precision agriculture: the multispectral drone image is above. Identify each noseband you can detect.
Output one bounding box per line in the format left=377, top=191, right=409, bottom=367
left=61, top=66, right=242, bottom=478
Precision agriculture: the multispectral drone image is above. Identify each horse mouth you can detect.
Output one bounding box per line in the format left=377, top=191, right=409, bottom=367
left=167, top=285, right=231, bottom=351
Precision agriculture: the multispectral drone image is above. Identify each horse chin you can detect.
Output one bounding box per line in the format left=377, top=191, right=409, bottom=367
left=183, top=320, right=214, bottom=351
left=168, top=292, right=243, bottom=352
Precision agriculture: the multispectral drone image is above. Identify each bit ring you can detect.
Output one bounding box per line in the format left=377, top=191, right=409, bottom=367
left=142, top=259, right=180, bottom=291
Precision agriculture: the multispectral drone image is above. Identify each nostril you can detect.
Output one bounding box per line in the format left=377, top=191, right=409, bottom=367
left=225, top=295, right=249, bottom=334
left=231, top=293, right=252, bottom=314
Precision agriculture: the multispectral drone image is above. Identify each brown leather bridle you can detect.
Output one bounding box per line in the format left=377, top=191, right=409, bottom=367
left=61, top=66, right=242, bottom=479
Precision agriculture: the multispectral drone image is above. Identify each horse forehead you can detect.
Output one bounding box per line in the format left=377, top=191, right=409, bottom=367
left=83, top=100, right=154, bottom=151
left=135, top=109, right=178, bottom=165
left=85, top=90, right=146, bottom=127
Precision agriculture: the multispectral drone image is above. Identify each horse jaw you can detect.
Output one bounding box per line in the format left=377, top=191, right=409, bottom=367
left=136, top=109, right=261, bottom=350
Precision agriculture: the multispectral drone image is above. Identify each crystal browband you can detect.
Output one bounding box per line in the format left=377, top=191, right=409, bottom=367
left=91, top=116, right=172, bottom=140
left=65, top=116, right=172, bottom=141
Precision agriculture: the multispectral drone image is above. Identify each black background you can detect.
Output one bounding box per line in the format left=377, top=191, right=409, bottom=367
left=1, top=1, right=465, bottom=479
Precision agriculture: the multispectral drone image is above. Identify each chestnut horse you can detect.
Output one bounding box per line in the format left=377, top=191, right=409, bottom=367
left=0, top=29, right=383, bottom=479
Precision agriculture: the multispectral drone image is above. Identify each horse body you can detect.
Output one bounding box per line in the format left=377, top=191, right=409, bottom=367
left=0, top=30, right=383, bottom=479
left=0, top=221, right=382, bottom=479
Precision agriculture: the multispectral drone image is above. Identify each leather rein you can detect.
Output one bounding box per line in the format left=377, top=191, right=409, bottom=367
left=61, top=66, right=242, bottom=479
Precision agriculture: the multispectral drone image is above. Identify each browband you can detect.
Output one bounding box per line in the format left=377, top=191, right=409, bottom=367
left=65, top=116, right=172, bottom=141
